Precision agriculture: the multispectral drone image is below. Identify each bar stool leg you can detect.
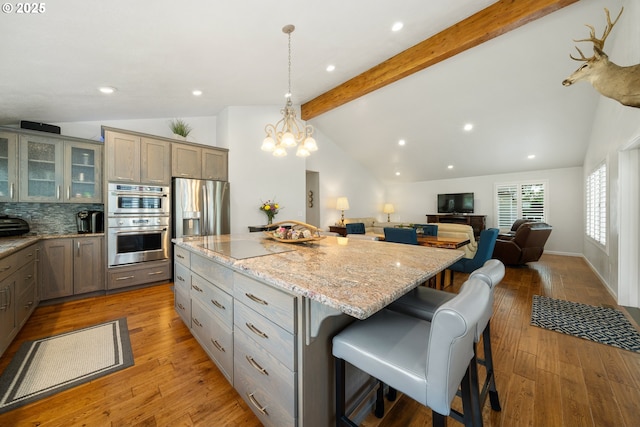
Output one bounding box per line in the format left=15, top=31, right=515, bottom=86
left=335, top=358, right=358, bottom=427
left=375, top=380, right=385, bottom=418
left=482, top=324, right=501, bottom=411
left=469, top=344, right=483, bottom=427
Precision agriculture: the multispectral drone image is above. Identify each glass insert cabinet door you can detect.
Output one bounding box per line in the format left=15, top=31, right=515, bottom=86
left=65, top=141, right=102, bottom=203
left=0, top=132, right=18, bottom=202
left=19, top=135, right=63, bottom=202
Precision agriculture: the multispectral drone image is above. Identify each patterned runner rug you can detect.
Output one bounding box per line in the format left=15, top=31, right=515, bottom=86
left=0, top=318, right=133, bottom=414
left=531, top=295, right=640, bottom=353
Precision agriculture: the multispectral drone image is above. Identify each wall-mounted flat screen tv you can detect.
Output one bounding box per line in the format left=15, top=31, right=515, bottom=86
left=437, top=192, right=474, bottom=214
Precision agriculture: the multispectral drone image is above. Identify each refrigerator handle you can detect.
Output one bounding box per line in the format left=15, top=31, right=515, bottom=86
left=202, top=184, right=208, bottom=236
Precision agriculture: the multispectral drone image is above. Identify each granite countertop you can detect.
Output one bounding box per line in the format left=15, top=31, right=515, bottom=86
left=0, top=233, right=105, bottom=258
left=174, top=233, right=464, bottom=320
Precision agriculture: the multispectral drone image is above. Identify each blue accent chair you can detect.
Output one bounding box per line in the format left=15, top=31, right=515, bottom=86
left=345, top=222, right=366, bottom=234
left=449, top=228, right=499, bottom=274
left=383, top=227, right=418, bottom=245
left=413, top=223, right=438, bottom=236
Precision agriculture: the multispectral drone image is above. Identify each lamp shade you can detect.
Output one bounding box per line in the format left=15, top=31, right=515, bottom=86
left=336, top=197, right=350, bottom=211
left=383, top=203, right=395, bottom=214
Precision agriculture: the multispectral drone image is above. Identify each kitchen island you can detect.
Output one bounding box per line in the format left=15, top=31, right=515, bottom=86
left=173, top=232, right=463, bottom=427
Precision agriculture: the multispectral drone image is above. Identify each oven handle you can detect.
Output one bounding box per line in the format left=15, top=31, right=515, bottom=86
left=111, top=192, right=167, bottom=197
left=112, top=228, right=167, bottom=235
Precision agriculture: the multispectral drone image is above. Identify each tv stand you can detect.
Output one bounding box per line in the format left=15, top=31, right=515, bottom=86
left=426, top=214, right=486, bottom=239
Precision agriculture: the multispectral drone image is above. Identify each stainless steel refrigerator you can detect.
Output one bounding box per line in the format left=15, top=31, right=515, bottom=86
left=172, top=178, right=230, bottom=237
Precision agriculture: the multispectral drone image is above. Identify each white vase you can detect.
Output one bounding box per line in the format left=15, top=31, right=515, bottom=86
left=173, top=134, right=186, bottom=140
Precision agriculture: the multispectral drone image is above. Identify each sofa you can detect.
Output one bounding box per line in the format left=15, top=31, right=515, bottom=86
left=492, top=222, right=552, bottom=265
left=343, top=217, right=477, bottom=259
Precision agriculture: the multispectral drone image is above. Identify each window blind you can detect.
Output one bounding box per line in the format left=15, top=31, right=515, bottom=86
left=495, top=181, right=547, bottom=229
left=586, top=163, right=606, bottom=245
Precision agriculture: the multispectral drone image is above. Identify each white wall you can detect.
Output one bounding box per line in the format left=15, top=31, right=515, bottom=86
left=385, top=167, right=584, bottom=255
left=50, top=116, right=218, bottom=147
left=582, top=0, right=640, bottom=296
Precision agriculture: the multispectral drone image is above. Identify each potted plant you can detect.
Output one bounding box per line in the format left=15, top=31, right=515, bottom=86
left=169, top=119, right=192, bottom=140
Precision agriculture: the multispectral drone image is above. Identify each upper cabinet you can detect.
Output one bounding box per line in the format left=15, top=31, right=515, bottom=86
left=104, top=129, right=170, bottom=185
left=0, top=131, right=18, bottom=202
left=172, top=142, right=228, bottom=181
left=18, top=133, right=102, bottom=203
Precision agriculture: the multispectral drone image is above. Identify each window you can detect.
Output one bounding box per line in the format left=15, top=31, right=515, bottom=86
left=586, top=163, right=606, bottom=245
left=495, top=181, right=547, bottom=229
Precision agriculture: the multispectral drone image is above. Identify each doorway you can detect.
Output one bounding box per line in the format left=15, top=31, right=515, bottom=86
left=618, top=138, right=639, bottom=308
left=306, top=171, right=320, bottom=227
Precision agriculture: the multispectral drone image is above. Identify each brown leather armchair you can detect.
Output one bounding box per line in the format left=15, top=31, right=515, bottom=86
left=492, top=222, right=552, bottom=265
left=497, top=219, right=535, bottom=240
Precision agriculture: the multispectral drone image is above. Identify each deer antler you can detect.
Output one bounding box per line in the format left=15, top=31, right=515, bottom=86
left=569, top=7, right=623, bottom=62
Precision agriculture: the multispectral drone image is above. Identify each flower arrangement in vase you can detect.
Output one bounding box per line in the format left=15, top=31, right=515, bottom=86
left=259, top=199, right=281, bottom=224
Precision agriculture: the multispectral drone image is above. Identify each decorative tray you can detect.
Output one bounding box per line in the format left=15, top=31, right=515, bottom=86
left=263, top=220, right=326, bottom=244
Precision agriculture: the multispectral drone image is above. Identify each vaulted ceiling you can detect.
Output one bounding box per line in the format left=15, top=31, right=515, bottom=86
left=1, top=0, right=624, bottom=182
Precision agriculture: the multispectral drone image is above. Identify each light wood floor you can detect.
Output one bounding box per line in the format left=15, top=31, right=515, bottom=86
left=0, top=254, right=639, bottom=427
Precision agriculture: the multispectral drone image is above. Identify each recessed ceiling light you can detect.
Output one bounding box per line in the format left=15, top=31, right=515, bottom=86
left=528, top=154, right=536, bottom=159
left=448, top=165, right=454, bottom=169
left=463, top=123, right=473, bottom=131
left=192, top=90, right=203, bottom=96
left=395, top=171, right=401, bottom=176
left=398, top=139, right=406, bottom=146
left=326, top=65, right=335, bottom=72
left=98, top=86, right=116, bottom=94
left=392, top=22, right=404, bottom=32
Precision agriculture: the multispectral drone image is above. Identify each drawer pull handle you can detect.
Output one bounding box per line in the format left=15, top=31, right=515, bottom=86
left=25, top=274, right=33, bottom=280
left=116, top=275, right=135, bottom=281
left=192, top=285, right=203, bottom=292
left=245, top=293, right=268, bottom=306
left=148, top=270, right=164, bottom=276
left=211, top=299, right=225, bottom=310
left=246, top=355, right=268, bottom=376
left=176, top=275, right=184, bottom=282
left=247, top=393, right=269, bottom=416
left=245, top=322, right=268, bottom=339
left=0, top=265, right=12, bottom=272
left=176, top=253, right=185, bottom=259
left=177, top=303, right=185, bottom=310
left=211, top=339, right=225, bottom=352
left=193, top=318, right=203, bottom=327
left=24, top=301, right=34, bottom=309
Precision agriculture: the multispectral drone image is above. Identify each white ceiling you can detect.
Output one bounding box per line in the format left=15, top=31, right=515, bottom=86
left=0, top=0, right=624, bottom=182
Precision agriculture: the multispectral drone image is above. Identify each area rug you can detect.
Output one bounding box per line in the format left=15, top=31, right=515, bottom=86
left=0, top=318, right=133, bottom=414
left=531, top=295, right=640, bottom=353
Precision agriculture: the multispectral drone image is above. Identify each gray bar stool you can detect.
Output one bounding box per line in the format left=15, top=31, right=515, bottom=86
left=333, top=279, right=492, bottom=427
left=387, top=259, right=505, bottom=426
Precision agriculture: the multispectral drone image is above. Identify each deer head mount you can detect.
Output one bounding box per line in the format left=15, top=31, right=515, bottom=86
left=562, top=7, right=640, bottom=108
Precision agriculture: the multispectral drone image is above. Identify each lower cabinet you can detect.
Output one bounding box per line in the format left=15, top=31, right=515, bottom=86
left=40, top=236, right=104, bottom=301
left=107, top=259, right=171, bottom=290
left=0, top=242, right=38, bottom=356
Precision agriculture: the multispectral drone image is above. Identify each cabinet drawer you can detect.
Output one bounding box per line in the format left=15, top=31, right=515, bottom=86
left=174, top=245, right=190, bottom=267
left=173, top=262, right=191, bottom=293
left=16, top=260, right=36, bottom=299
left=234, top=273, right=295, bottom=333
left=191, top=273, right=233, bottom=327
left=191, top=298, right=233, bottom=383
left=107, top=260, right=171, bottom=290
left=174, top=287, right=191, bottom=328
left=0, top=244, right=37, bottom=283
left=234, top=301, right=295, bottom=370
left=16, top=281, right=36, bottom=327
left=235, top=328, right=296, bottom=416
left=235, top=369, right=296, bottom=427
left=191, top=253, right=233, bottom=294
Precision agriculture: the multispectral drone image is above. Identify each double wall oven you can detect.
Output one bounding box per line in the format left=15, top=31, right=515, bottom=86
left=107, top=183, right=170, bottom=267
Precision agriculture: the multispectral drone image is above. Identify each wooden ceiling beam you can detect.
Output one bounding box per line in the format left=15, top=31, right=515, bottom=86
left=301, top=0, right=578, bottom=120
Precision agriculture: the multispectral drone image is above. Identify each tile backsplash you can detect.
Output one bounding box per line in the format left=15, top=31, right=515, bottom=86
left=0, top=203, right=104, bottom=235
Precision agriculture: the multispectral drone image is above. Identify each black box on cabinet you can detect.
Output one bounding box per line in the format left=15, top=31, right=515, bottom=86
left=20, top=120, right=61, bottom=134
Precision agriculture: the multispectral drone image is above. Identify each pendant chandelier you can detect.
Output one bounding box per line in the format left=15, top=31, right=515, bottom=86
left=261, top=24, right=317, bottom=157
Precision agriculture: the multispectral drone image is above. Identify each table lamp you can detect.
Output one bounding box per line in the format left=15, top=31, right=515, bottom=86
left=383, top=203, right=395, bottom=222
left=336, top=197, right=350, bottom=225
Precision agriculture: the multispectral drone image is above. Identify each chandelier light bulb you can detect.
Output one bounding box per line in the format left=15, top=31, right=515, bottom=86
left=303, top=136, right=318, bottom=152
left=273, top=145, right=287, bottom=157
left=296, top=145, right=310, bottom=157
left=281, top=131, right=296, bottom=147
left=261, top=136, right=276, bottom=151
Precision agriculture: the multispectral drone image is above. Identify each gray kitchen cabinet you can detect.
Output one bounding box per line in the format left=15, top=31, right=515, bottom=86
left=17, top=133, right=102, bottom=203
left=172, top=142, right=228, bottom=181
left=0, top=131, right=18, bottom=202
left=40, top=236, right=104, bottom=301
left=141, top=137, right=171, bottom=185
left=0, top=242, right=38, bottom=356
left=104, top=129, right=171, bottom=185
left=18, top=134, right=64, bottom=202
left=107, top=258, right=171, bottom=290
left=105, top=130, right=141, bottom=183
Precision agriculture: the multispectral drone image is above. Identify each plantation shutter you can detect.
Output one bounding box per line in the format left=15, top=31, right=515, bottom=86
left=586, top=163, right=606, bottom=245
left=521, top=183, right=545, bottom=221
left=496, top=184, right=518, bottom=228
